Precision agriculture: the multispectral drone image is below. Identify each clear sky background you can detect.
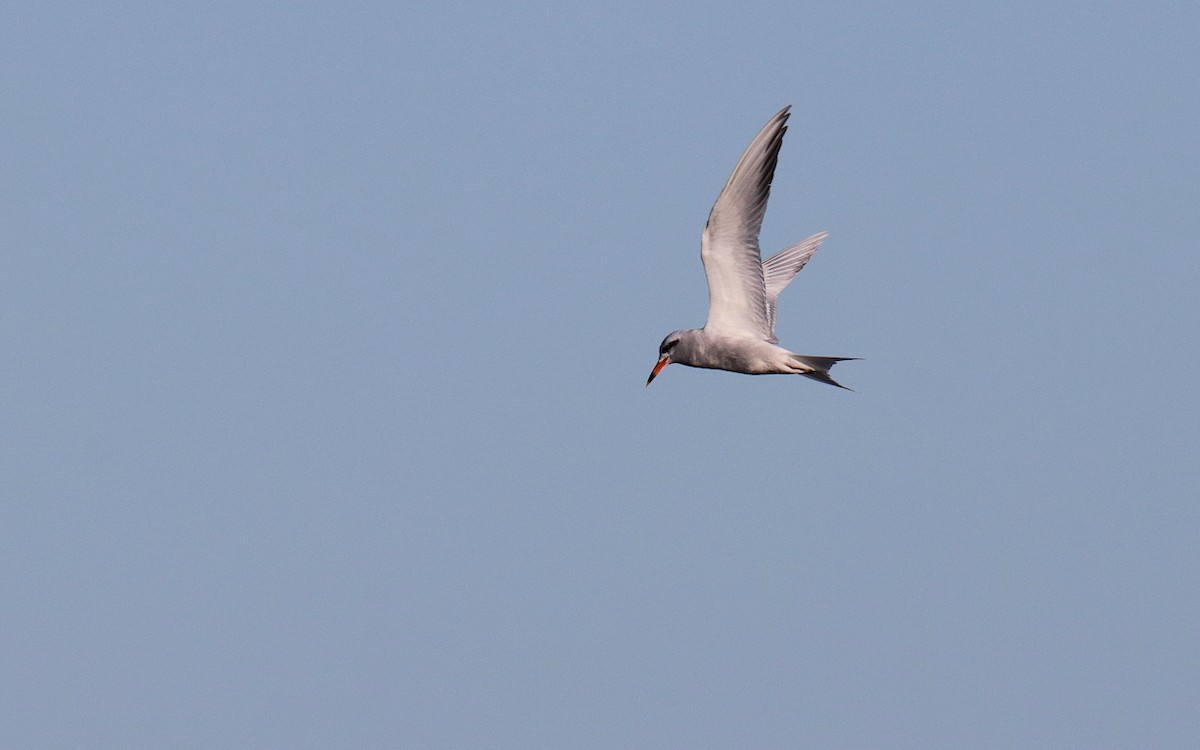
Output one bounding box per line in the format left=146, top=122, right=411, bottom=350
left=4, top=2, right=1199, bottom=748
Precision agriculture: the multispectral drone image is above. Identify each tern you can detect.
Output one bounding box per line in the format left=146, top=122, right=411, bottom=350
left=646, top=106, right=856, bottom=389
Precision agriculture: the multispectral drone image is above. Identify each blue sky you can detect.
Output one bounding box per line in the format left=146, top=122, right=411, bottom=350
left=3, top=2, right=1199, bottom=747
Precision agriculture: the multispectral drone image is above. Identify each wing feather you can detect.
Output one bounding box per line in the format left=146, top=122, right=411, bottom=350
left=761, top=231, right=827, bottom=337
left=700, top=106, right=791, bottom=340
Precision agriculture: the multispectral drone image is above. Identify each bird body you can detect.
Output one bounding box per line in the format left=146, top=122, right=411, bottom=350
left=658, top=330, right=804, bottom=375
left=647, top=106, right=855, bottom=389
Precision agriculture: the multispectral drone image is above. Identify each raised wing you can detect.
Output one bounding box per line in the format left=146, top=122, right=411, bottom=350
left=762, top=231, right=827, bottom=337
left=700, top=106, right=790, bottom=341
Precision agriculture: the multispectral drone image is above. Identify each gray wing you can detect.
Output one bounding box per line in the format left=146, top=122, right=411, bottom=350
left=762, top=231, right=827, bottom=339
left=699, top=106, right=790, bottom=341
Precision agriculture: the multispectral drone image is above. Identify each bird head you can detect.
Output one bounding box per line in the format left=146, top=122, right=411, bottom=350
left=646, top=330, right=684, bottom=386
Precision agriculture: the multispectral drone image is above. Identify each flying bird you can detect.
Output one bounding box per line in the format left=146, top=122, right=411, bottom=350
left=647, top=106, right=856, bottom=389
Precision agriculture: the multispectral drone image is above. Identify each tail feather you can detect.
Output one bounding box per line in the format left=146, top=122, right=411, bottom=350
left=790, top=355, right=859, bottom=390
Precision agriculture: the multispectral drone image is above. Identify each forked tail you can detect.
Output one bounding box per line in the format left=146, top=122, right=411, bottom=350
left=790, top=355, right=859, bottom=390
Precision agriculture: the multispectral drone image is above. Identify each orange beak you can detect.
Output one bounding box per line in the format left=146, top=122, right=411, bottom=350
left=646, top=356, right=669, bottom=386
